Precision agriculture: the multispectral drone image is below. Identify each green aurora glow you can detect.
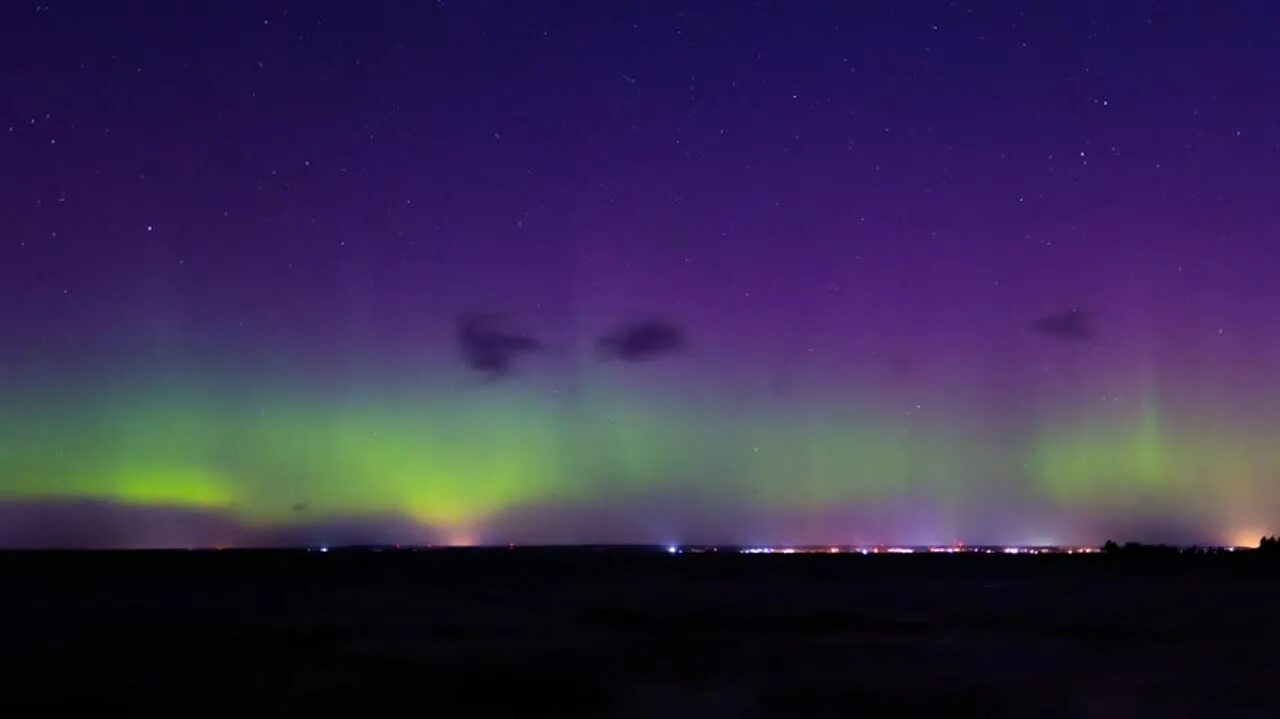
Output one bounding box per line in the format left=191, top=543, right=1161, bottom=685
left=2, top=371, right=1276, bottom=545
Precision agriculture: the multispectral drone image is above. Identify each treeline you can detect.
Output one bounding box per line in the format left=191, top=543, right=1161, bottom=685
left=1101, top=540, right=1182, bottom=556
left=1101, top=537, right=1279, bottom=555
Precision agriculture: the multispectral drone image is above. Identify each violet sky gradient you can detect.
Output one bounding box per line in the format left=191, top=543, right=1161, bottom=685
left=3, top=1, right=1280, bottom=547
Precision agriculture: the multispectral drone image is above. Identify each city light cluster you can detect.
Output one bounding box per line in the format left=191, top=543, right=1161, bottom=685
left=729, top=545, right=1103, bottom=555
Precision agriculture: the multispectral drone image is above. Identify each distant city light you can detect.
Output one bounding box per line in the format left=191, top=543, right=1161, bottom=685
left=732, top=544, right=1104, bottom=555
left=666, top=545, right=678, bottom=555
left=1229, top=529, right=1264, bottom=549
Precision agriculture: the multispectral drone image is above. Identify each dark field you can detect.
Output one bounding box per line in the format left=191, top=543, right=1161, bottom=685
left=4, top=550, right=1280, bottom=716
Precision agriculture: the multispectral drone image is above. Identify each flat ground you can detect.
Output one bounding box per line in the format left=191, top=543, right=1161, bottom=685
left=4, top=550, right=1278, bottom=716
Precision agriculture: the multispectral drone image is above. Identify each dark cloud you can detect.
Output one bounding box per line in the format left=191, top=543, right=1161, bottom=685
left=0, top=500, right=451, bottom=549
left=0, top=500, right=245, bottom=549
left=0, top=499, right=1222, bottom=549
left=253, top=516, right=444, bottom=548
left=598, top=319, right=686, bottom=362
left=293, top=500, right=310, bottom=512
left=457, top=313, right=540, bottom=377
left=1031, top=310, right=1095, bottom=342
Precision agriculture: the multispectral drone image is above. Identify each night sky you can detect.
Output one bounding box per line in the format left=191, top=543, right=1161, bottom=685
left=4, top=1, right=1280, bottom=548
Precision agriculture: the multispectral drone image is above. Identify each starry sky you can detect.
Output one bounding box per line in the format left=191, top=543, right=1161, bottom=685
left=3, top=1, right=1280, bottom=548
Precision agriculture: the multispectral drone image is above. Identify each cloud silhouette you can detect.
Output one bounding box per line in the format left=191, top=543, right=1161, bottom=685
left=457, top=313, right=540, bottom=377
left=1031, top=310, right=1095, bottom=342
left=598, top=319, right=686, bottom=362
left=0, top=500, right=245, bottom=549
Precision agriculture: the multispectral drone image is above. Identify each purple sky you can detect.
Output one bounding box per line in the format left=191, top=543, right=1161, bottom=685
left=3, top=2, right=1280, bottom=547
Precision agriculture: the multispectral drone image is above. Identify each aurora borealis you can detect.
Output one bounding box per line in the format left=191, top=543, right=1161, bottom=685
left=4, top=2, right=1280, bottom=547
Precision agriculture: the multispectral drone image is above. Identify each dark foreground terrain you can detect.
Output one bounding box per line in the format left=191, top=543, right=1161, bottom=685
left=4, top=549, right=1279, bottom=716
